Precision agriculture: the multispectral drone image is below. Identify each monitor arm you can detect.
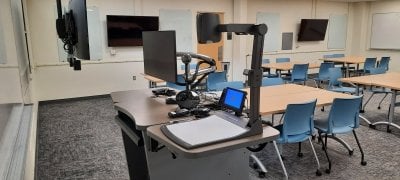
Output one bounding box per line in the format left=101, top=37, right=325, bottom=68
left=216, top=24, right=267, bottom=136
left=176, top=52, right=216, bottom=90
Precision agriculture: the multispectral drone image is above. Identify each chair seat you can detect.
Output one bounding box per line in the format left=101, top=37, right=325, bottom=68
left=370, top=87, right=391, bottom=93
left=329, top=86, right=362, bottom=94
left=314, top=119, right=354, bottom=134
left=275, top=124, right=311, bottom=143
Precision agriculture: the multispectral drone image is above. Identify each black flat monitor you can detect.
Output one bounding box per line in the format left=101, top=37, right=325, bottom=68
left=107, top=15, right=159, bottom=46
left=220, top=87, right=247, bottom=116
left=68, top=0, right=90, bottom=60
left=298, top=19, right=328, bottom=41
left=143, top=31, right=177, bottom=83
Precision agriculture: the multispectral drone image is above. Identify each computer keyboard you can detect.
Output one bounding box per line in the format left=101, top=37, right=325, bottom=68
left=214, top=111, right=248, bottom=128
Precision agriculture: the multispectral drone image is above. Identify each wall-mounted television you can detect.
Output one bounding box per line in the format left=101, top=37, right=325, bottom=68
left=298, top=19, right=328, bottom=41
left=106, top=15, right=159, bottom=46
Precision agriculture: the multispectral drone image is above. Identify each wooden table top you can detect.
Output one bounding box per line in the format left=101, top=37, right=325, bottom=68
left=320, top=56, right=366, bottom=64
left=340, top=72, right=400, bottom=90
left=245, top=84, right=353, bottom=115
left=262, top=62, right=320, bottom=71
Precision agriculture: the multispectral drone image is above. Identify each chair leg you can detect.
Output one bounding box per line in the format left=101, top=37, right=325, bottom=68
left=362, top=93, right=375, bottom=112
left=378, top=93, right=389, bottom=109
left=313, top=80, right=319, bottom=88
left=250, top=154, right=267, bottom=178
left=319, top=132, right=331, bottom=173
left=297, top=142, right=303, bottom=157
left=273, top=141, right=288, bottom=179
left=352, top=130, right=367, bottom=166
left=308, top=137, right=321, bottom=176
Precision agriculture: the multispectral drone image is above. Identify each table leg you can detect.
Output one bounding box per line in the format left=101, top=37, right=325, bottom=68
left=346, top=63, right=350, bottom=77
left=354, top=84, right=372, bottom=125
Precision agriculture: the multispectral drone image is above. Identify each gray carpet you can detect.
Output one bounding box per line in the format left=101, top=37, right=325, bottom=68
left=37, top=92, right=400, bottom=180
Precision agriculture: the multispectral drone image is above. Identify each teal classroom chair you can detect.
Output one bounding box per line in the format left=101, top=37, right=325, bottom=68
left=362, top=67, right=390, bottom=111
left=312, top=62, right=334, bottom=88
left=215, top=81, right=244, bottom=91
left=378, top=57, right=390, bottom=71
left=166, top=74, right=186, bottom=91
left=206, top=71, right=227, bottom=91
left=274, top=99, right=322, bottom=176
left=261, top=77, right=284, bottom=87
left=327, top=67, right=362, bottom=94
left=315, top=96, right=366, bottom=174
left=282, top=64, right=309, bottom=85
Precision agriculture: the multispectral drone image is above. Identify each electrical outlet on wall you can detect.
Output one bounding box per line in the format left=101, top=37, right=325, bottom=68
left=110, top=48, right=116, bottom=56
left=132, top=76, right=136, bottom=80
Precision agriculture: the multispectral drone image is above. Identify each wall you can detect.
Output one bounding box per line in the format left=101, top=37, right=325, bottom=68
left=0, top=0, right=23, bottom=103
left=27, top=0, right=234, bottom=101
left=350, top=0, right=400, bottom=72
left=246, top=0, right=351, bottom=75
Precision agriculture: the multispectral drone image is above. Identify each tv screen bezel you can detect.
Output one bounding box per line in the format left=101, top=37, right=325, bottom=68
left=297, top=19, right=329, bottom=42
left=106, top=15, right=159, bottom=47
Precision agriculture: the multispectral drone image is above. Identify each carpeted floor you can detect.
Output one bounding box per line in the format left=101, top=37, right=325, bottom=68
left=37, top=91, right=400, bottom=180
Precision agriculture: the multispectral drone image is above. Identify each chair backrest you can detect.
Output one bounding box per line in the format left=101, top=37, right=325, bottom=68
left=368, top=67, right=387, bottom=75
left=327, top=96, right=362, bottom=133
left=262, top=77, right=284, bottom=86
left=323, top=54, right=334, bottom=59
left=262, top=59, right=270, bottom=64
left=215, top=81, right=244, bottom=91
left=180, top=63, right=197, bottom=70
left=364, top=57, right=377, bottom=72
left=332, top=54, right=345, bottom=58
left=276, top=57, right=290, bottom=63
left=281, top=100, right=317, bottom=139
left=166, top=74, right=186, bottom=91
left=318, top=62, right=335, bottom=80
left=328, top=67, right=343, bottom=87
left=207, top=71, right=227, bottom=91
left=378, top=57, right=390, bottom=71
left=291, top=64, right=309, bottom=81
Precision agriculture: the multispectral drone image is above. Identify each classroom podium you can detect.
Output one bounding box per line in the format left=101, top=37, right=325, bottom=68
left=111, top=89, right=280, bottom=180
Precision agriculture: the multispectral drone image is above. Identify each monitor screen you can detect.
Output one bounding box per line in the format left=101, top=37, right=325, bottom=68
left=143, top=31, right=177, bottom=83
left=107, top=15, right=159, bottom=46
left=220, top=87, right=247, bottom=115
left=298, top=19, right=328, bottom=41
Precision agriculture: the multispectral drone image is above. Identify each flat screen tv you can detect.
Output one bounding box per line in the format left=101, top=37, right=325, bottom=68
left=298, top=19, right=328, bottom=41
left=143, top=31, right=177, bottom=83
left=107, top=15, right=159, bottom=46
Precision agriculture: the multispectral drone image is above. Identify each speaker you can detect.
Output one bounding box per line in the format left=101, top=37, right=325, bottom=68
left=196, top=13, right=221, bottom=44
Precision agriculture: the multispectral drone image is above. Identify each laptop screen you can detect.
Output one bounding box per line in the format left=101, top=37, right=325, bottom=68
left=221, top=87, right=247, bottom=116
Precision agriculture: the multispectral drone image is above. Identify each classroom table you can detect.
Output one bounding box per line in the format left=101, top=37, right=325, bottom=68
left=262, top=62, right=321, bottom=77
left=111, top=84, right=354, bottom=180
left=340, top=72, right=400, bottom=132
left=320, top=56, right=365, bottom=77
left=141, top=73, right=165, bottom=88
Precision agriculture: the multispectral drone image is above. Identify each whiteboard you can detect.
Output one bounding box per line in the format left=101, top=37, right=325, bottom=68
left=159, top=9, right=192, bottom=52
left=371, top=13, right=400, bottom=50
left=256, top=12, right=280, bottom=52
left=0, top=13, right=6, bottom=64
left=328, top=14, right=347, bottom=49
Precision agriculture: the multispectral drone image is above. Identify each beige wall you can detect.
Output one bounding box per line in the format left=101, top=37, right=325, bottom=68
left=26, top=0, right=399, bottom=101
left=350, top=0, right=400, bottom=72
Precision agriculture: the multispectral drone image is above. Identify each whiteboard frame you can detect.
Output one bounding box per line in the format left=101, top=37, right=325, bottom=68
left=370, top=12, right=400, bottom=50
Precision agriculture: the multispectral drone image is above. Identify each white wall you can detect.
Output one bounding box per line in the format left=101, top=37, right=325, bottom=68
left=27, top=0, right=234, bottom=101
left=0, top=0, right=23, bottom=103
left=350, top=0, right=400, bottom=72
left=30, top=0, right=398, bottom=101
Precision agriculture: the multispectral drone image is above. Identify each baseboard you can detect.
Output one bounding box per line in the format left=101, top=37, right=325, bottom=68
left=38, top=94, right=110, bottom=105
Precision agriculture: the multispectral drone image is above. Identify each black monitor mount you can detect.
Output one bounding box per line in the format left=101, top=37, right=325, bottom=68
left=197, top=13, right=267, bottom=137
left=56, top=0, right=81, bottom=70
left=174, top=52, right=216, bottom=109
